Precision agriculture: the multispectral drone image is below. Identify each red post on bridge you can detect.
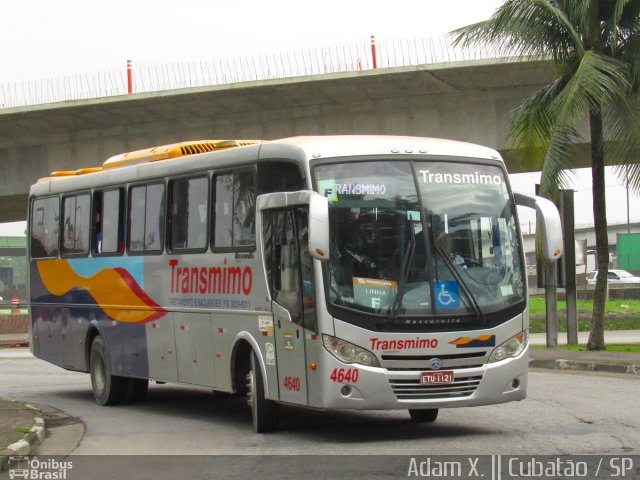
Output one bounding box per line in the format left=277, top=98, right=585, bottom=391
left=127, top=59, right=133, bottom=94
left=370, top=35, right=378, bottom=69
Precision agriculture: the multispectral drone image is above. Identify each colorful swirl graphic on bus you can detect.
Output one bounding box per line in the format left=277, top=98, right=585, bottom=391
left=36, top=259, right=166, bottom=323
left=449, top=335, right=496, bottom=348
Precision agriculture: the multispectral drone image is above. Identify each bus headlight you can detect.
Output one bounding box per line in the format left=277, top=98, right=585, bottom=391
left=322, top=335, right=380, bottom=367
left=489, top=330, right=528, bottom=363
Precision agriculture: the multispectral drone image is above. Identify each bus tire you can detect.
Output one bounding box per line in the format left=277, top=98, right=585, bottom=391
left=125, top=378, right=149, bottom=404
left=89, top=336, right=126, bottom=406
left=408, top=408, right=439, bottom=423
left=247, top=351, right=279, bottom=433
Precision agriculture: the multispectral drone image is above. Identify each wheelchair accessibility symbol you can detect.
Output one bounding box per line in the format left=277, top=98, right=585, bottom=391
left=435, top=281, right=461, bottom=309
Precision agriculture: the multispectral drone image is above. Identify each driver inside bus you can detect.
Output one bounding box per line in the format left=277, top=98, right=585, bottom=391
left=436, top=232, right=466, bottom=267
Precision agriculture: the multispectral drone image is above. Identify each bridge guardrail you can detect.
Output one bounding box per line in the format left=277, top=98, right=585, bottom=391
left=1, top=36, right=535, bottom=109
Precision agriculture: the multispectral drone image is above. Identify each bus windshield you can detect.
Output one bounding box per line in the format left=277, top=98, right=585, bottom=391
left=314, top=159, right=525, bottom=326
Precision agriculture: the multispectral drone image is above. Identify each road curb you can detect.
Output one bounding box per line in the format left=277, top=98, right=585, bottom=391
left=530, top=358, right=640, bottom=375
left=0, top=405, right=46, bottom=473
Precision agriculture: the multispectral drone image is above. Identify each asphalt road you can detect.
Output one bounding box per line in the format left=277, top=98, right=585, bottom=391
left=1, top=349, right=638, bottom=460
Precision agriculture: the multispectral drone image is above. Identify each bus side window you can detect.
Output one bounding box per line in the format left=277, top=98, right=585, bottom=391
left=296, top=207, right=317, bottom=333
left=169, top=176, right=208, bottom=251
left=61, top=193, right=90, bottom=256
left=257, top=161, right=304, bottom=194
left=267, top=210, right=303, bottom=326
left=128, top=183, right=165, bottom=254
left=30, top=196, right=60, bottom=259
left=213, top=169, right=256, bottom=249
left=94, top=188, right=124, bottom=255
left=93, top=192, right=102, bottom=254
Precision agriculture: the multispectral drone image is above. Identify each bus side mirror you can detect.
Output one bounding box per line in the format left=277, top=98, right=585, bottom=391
left=309, top=193, right=330, bottom=261
left=514, top=192, right=563, bottom=262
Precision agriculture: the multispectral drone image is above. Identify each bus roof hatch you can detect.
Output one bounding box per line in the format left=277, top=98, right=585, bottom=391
left=37, top=139, right=263, bottom=183
left=102, top=139, right=262, bottom=170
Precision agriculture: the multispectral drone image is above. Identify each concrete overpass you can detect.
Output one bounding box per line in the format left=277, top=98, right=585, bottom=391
left=0, top=58, right=578, bottom=222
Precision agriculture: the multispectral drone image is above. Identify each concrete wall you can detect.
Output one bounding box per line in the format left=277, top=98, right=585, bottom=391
left=0, top=59, right=581, bottom=222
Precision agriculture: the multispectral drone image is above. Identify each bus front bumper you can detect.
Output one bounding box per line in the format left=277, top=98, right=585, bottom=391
left=311, top=347, right=529, bottom=411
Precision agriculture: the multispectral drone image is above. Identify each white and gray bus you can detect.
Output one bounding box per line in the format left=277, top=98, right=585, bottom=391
left=28, top=136, right=562, bottom=432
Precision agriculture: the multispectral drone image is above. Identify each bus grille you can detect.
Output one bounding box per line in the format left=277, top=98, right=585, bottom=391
left=380, top=351, right=488, bottom=371
left=389, top=375, right=483, bottom=400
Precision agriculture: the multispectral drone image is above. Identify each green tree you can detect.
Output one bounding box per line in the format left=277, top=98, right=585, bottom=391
left=452, top=0, right=640, bottom=350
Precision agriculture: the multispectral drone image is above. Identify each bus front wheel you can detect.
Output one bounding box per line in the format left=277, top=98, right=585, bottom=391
left=247, top=351, right=279, bottom=433
left=408, top=409, right=439, bottom=423
left=125, top=378, right=148, bottom=404
left=90, top=336, right=126, bottom=406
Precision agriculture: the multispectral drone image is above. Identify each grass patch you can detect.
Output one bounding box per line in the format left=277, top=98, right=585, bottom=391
left=531, top=344, right=640, bottom=353
left=528, top=297, right=640, bottom=333
left=529, top=297, right=640, bottom=316
left=529, top=316, right=640, bottom=333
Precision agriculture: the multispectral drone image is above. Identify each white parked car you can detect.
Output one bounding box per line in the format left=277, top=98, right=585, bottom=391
left=585, top=269, right=640, bottom=285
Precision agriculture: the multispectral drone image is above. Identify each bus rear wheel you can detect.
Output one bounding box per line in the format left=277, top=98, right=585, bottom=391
left=408, top=409, right=439, bottom=423
left=247, top=351, right=279, bottom=433
left=89, top=336, right=126, bottom=406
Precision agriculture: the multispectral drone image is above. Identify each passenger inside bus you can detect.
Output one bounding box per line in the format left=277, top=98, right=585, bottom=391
left=93, top=195, right=102, bottom=254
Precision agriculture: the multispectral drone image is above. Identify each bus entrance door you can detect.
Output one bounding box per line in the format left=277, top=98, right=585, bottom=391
left=268, top=208, right=309, bottom=406
left=272, top=302, right=307, bottom=404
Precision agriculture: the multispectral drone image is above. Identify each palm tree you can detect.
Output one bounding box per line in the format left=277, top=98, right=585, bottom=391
left=452, top=0, right=640, bottom=350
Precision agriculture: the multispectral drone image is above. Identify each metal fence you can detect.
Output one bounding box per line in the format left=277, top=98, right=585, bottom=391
left=0, top=36, right=506, bottom=109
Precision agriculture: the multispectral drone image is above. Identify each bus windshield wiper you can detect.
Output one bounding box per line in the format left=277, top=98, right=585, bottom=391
left=390, top=226, right=416, bottom=322
left=434, top=242, right=485, bottom=323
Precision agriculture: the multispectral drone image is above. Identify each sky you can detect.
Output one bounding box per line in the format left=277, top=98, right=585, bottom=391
left=0, top=0, right=504, bottom=83
left=510, top=167, right=640, bottom=232
left=0, top=0, right=638, bottom=235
